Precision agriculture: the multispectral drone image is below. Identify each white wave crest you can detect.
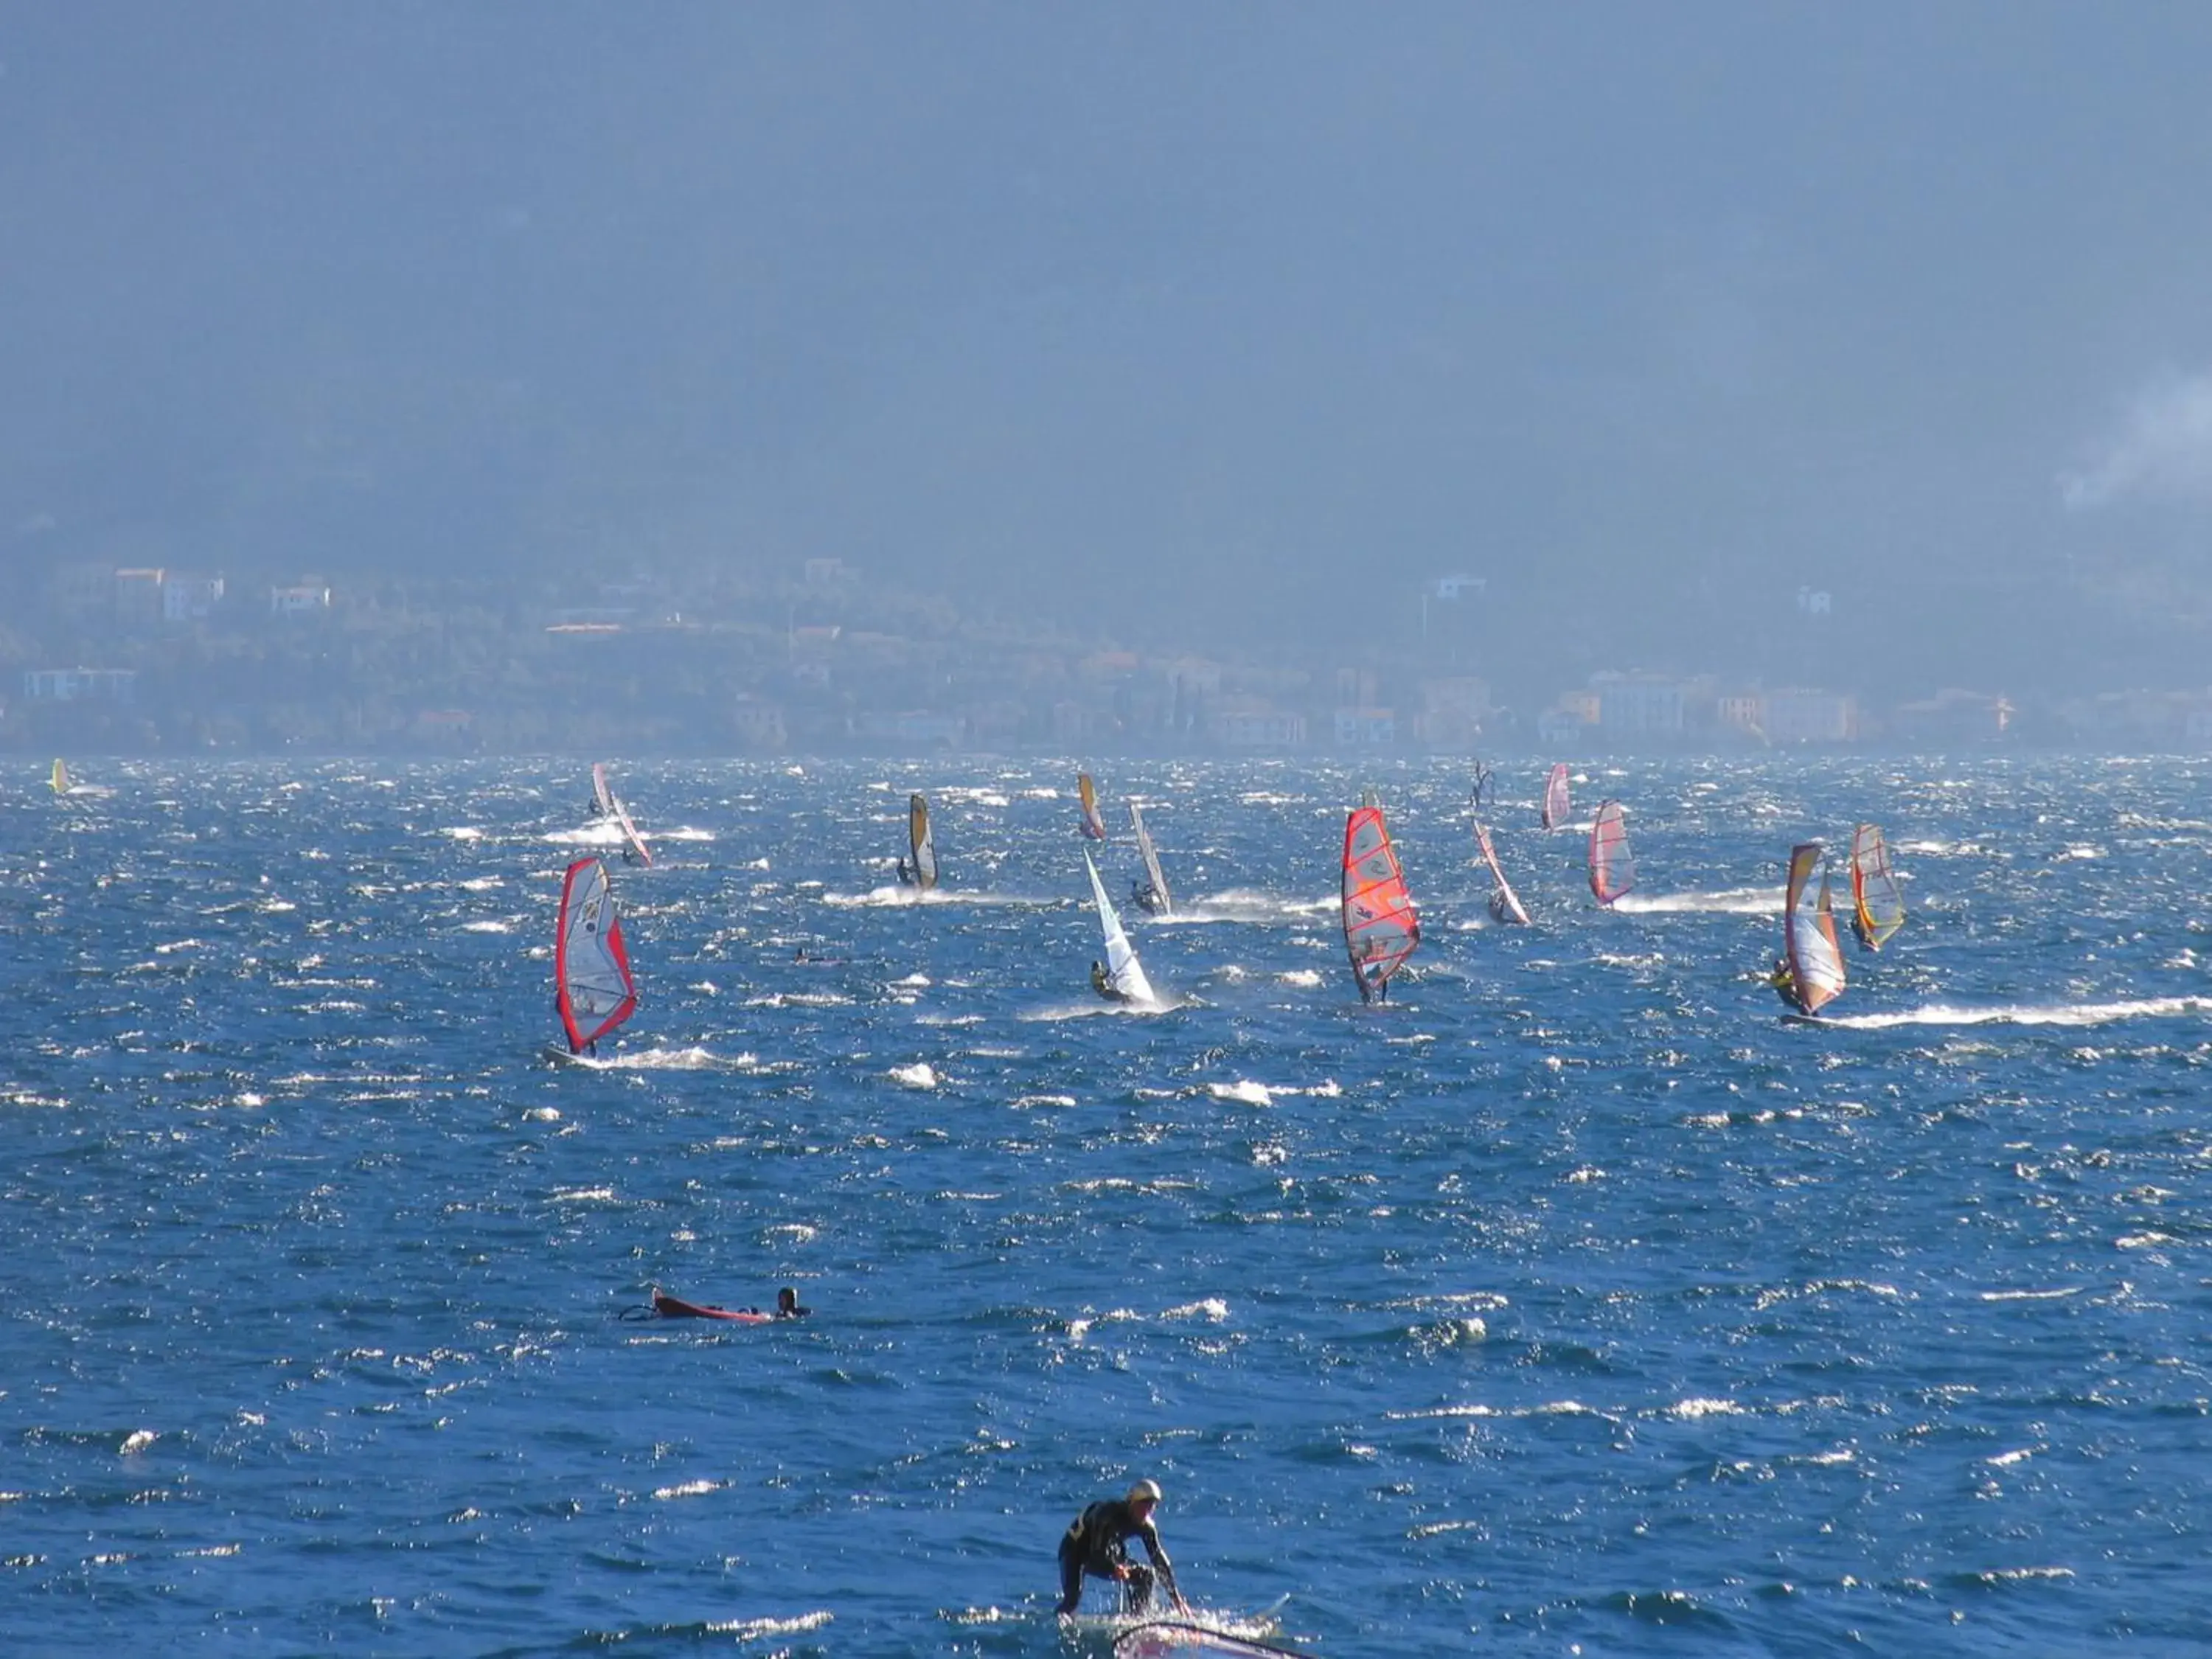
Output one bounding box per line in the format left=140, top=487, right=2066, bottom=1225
left=1827, top=997, right=2212, bottom=1030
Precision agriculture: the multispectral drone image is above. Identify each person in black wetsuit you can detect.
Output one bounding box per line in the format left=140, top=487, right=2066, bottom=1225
left=773, top=1286, right=810, bottom=1319
left=1056, top=1479, right=1186, bottom=1617
left=1091, top=960, right=1127, bottom=1003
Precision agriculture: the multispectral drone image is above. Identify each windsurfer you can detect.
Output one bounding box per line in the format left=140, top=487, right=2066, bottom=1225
left=1130, top=879, right=1162, bottom=916
left=1091, top=960, right=1127, bottom=1003
left=897, top=857, right=917, bottom=887
left=1354, top=935, right=1394, bottom=1004
left=1769, top=956, right=1799, bottom=1009
left=1055, top=1479, right=1187, bottom=1618
left=1488, top=889, right=1513, bottom=925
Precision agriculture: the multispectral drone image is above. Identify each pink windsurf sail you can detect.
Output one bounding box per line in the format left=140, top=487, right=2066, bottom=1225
left=1541, top=763, right=1571, bottom=830
left=1587, top=800, right=1635, bottom=906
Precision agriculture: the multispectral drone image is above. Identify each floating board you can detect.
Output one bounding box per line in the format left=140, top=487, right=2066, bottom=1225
left=650, top=1289, right=772, bottom=1324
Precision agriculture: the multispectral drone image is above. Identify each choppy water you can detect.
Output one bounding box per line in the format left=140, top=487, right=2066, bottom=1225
left=5, top=757, right=2211, bottom=1656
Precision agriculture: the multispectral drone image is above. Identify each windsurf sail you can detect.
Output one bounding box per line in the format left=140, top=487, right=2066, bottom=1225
left=1474, top=819, right=1531, bottom=925
left=50, top=759, right=69, bottom=796
left=1779, top=841, right=1847, bottom=1015
left=905, top=793, right=939, bottom=890
left=1587, top=799, right=1635, bottom=905
left=1848, top=822, right=1905, bottom=951
left=1077, top=771, right=1107, bottom=839
left=554, top=857, right=639, bottom=1053
left=1541, top=762, right=1570, bottom=830
left=1343, top=801, right=1419, bottom=1002
left=590, top=763, right=652, bottom=867
left=1129, top=802, right=1174, bottom=917
left=1085, top=849, right=1158, bottom=1004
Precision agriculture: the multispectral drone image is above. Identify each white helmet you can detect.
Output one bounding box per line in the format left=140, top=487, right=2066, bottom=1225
left=1127, top=1478, right=1163, bottom=1504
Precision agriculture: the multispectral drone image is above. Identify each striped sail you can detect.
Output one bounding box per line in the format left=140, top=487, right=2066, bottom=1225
left=1343, top=801, right=1419, bottom=1001
left=1848, top=822, right=1905, bottom=950
left=1781, top=842, right=1848, bottom=1015
left=1587, top=800, right=1635, bottom=905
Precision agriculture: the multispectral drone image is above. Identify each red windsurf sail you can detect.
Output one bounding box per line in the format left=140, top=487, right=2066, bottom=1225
left=1343, top=801, right=1419, bottom=1002
left=554, top=857, right=639, bottom=1052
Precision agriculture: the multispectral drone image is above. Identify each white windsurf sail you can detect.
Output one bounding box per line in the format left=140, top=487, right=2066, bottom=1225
left=1085, top=849, right=1157, bottom=1004
left=554, top=857, right=639, bottom=1052
left=1779, top=841, right=1847, bottom=1015
left=590, top=763, right=652, bottom=867
left=1474, top=819, right=1531, bottom=925
left=1541, top=762, right=1570, bottom=830
left=1130, top=802, right=1174, bottom=917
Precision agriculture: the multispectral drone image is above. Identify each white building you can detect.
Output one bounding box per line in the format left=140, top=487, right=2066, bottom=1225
left=269, top=584, right=331, bottom=617
left=1593, top=672, right=1685, bottom=737
left=162, top=574, right=225, bottom=622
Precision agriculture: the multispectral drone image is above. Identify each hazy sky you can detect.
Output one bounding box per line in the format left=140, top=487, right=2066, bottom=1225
left=7, top=4, right=2212, bottom=680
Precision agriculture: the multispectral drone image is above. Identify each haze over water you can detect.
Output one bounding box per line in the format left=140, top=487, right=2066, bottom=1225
left=5, top=757, right=2209, bottom=1655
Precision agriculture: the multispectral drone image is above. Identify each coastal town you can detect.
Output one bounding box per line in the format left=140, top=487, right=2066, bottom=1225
left=7, top=554, right=2211, bottom=757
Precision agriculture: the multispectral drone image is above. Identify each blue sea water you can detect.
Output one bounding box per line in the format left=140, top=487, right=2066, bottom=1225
left=4, top=756, right=2211, bottom=1657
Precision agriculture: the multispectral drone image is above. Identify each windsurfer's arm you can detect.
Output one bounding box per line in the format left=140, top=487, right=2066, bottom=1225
left=1135, top=1522, right=1183, bottom=1606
